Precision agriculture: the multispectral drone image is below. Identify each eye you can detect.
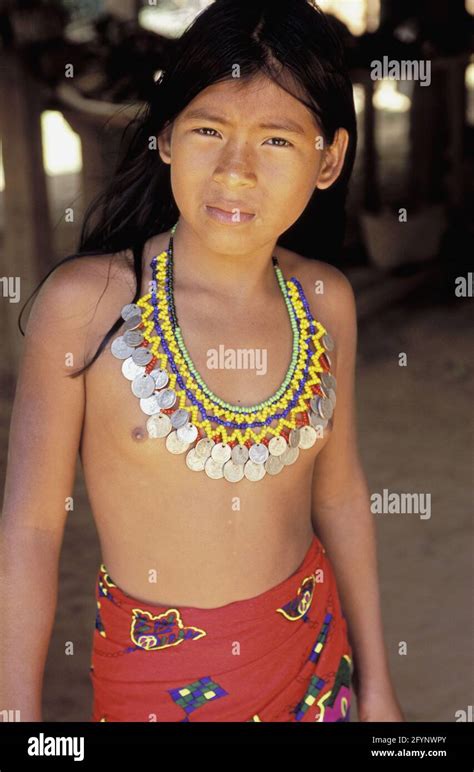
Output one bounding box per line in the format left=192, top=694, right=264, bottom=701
left=265, top=137, right=293, bottom=148
left=191, top=128, right=293, bottom=147
left=192, top=127, right=220, bottom=137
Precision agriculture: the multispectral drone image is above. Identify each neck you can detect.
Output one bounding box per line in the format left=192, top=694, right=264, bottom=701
left=169, top=218, right=281, bottom=305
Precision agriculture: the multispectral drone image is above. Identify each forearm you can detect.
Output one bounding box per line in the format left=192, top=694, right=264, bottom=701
left=312, top=493, right=394, bottom=698
left=0, top=525, right=61, bottom=721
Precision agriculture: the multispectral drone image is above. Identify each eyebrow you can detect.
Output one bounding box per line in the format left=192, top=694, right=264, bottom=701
left=181, top=108, right=307, bottom=135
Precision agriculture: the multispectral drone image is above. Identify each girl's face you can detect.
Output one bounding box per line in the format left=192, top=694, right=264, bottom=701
left=158, top=74, right=348, bottom=254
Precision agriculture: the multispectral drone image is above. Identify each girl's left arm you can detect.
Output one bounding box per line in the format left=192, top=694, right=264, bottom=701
left=307, top=265, right=405, bottom=722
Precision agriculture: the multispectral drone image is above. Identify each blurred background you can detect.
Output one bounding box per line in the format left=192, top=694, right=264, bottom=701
left=0, top=0, right=473, bottom=722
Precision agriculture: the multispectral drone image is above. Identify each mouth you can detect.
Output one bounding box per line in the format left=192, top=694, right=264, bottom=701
left=205, top=205, right=255, bottom=224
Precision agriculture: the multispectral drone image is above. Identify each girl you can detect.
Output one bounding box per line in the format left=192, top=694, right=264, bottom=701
left=1, top=0, right=404, bottom=722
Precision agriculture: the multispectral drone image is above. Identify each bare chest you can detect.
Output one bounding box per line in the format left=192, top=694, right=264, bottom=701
left=78, top=259, right=336, bottom=605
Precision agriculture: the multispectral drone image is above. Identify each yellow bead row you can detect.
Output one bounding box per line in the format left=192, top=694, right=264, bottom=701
left=153, top=250, right=326, bottom=415
left=138, top=305, right=326, bottom=443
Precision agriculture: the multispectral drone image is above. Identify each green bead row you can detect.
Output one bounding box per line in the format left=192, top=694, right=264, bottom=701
left=164, top=221, right=305, bottom=414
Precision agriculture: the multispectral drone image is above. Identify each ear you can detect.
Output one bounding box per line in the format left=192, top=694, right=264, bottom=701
left=315, top=128, right=349, bottom=190
left=157, top=123, right=173, bottom=165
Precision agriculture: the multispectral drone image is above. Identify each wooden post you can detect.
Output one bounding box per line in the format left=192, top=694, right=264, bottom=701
left=0, top=51, right=53, bottom=372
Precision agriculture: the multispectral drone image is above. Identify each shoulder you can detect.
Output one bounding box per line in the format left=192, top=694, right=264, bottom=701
left=25, top=252, right=134, bottom=367
left=30, top=251, right=133, bottom=310
left=275, top=246, right=357, bottom=342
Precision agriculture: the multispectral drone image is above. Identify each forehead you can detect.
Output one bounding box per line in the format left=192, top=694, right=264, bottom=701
left=178, top=74, right=318, bottom=132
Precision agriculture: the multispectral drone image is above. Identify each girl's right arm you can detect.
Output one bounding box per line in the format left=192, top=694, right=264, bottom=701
left=0, top=258, right=100, bottom=721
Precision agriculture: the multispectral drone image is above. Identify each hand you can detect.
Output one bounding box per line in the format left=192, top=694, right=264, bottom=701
left=357, top=690, right=405, bottom=722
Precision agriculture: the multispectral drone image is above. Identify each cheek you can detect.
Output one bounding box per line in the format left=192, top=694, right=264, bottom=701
left=168, top=152, right=200, bottom=203
left=169, top=143, right=211, bottom=202
left=173, top=137, right=214, bottom=171
left=269, top=160, right=318, bottom=205
left=261, top=149, right=319, bottom=189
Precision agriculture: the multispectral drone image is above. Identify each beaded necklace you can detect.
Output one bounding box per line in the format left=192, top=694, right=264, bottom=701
left=111, top=222, right=337, bottom=482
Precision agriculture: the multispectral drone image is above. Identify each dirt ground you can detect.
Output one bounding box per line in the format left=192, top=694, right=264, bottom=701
left=1, top=272, right=471, bottom=723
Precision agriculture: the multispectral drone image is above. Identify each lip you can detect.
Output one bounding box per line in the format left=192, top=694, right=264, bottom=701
left=205, top=204, right=255, bottom=224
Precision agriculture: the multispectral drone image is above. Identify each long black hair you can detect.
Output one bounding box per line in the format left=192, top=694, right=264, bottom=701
left=18, top=0, right=357, bottom=378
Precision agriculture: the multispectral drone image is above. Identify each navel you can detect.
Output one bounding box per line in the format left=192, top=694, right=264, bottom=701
left=131, top=425, right=147, bottom=441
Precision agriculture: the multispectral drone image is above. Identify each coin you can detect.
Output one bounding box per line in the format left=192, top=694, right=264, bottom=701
left=317, top=384, right=330, bottom=399
left=122, top=357, right=145, bottom=380
left=281, top=446, right=299, bottom=465
left=146, top=413, right=171, bottom=438
left=298, top=425, right=317, bottom=449
left=289, top=428, right=300, bottom=448
left=223, top=460, right=245, bottom=482
left=123, top=330, right=144, bottom=347
left=121, top=303, right=142, bottom=321
left=309, top=411, right=328, bottom=430
left=231, top=444, right=249, bottom=465
left=320, top=372, right=335, bottom=390
left=123, top=313, right=143, bottom=331
left=315, top=396, right=325, bottom=418
left=265, top=455, right=284, bottom=475
left=310, top=396, right=322, bottom=414
left=244, top=459, right=266, bottom=481
left=177, top=423, right=198, bottom=443
left=249, top=442, right=269, bottom=464
left=166, top=431, right=190, bottom=454
left=322, top=332, right=334, bottom=351
left=312, top=420, right=326, bottom=439
left=150, top=368, right=169, bottom=388
left=170, top=408, right=189, bottom=429
left=132, top=373, right=156, bottom=398
left=211, top=442, right=232, bottom=464
left=156, top=388, right=177, bottom=409
left=195, top=438, right=214, bottom=459
left=268, top=436, right=287, bottom=456
left=186, top=448, right=206, bottom=471
left=111, top=336, right=134, bottom=359
left=140, top=395, right=161, bottom=415
left=318, top=396, right=333, bottom=420
left=328, top=387, right=336, bottom=407
left=132, top=347, right=153, bottom=366
left=205, top=457, right=224, bottom=479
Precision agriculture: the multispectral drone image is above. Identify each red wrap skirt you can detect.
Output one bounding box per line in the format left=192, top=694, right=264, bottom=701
left=89, top=534, right=353, bottom=722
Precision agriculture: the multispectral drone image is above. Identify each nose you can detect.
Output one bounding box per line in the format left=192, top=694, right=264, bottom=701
left=211, top=143, right=257, bottom=188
